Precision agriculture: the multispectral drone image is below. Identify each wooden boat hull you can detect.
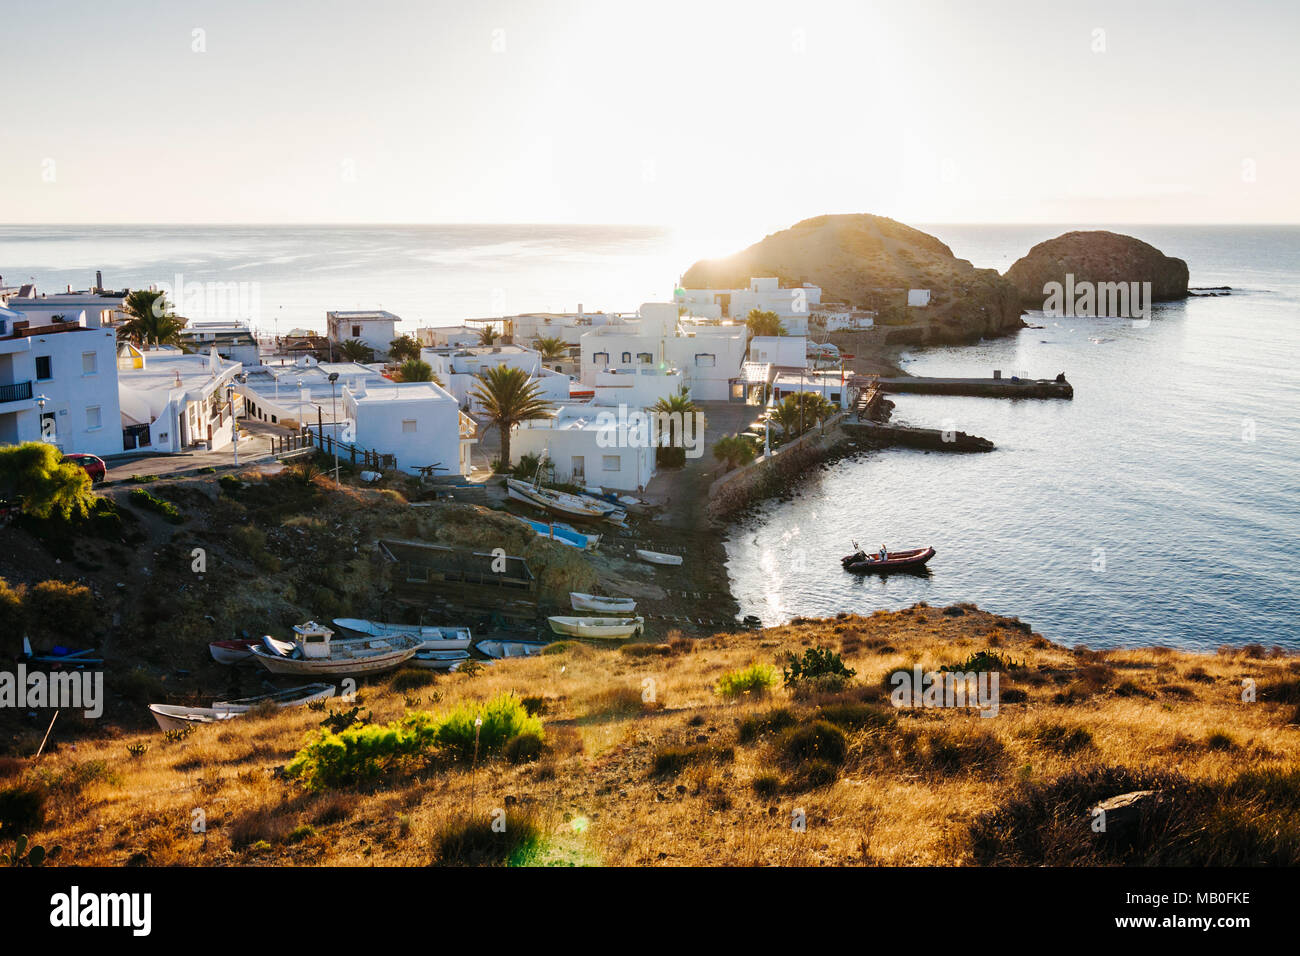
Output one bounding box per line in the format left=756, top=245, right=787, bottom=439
left=249, top=643, right=418, bottom=676
left=570, top=591, right=637, bottom=613
left=547, top=616, right=645, bottom=640
left=209, top=638, right=260, bottom=665
left=507, top=479, right=626, bottom=524
left=409, top=649, right=471, bottom=670
left=476, top=640, right=549, bottom=659
left=332, top=619, right=472, bottom=650
left=149, top=684, right=336, bottom=731
left=841, top=547, right=936, bottom=573
left=636, top=549, right=682, bottom=566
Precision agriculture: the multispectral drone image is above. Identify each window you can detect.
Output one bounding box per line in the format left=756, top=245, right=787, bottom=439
left=86, top=405, right=102, bottom=430
left=351, top=325, right=362, bottom=338
left=695, top=353, right=716, bottom=367
left=637, top=352, right=653, bottom=364
left=82, top=351, right=98, bottom=375
left=35, top=356, right=52, bottom=380
left=592, top=351, right=609, bottom=367
left=621, top=352, right=632, bottom=364
left=602, top=455, right=621, bottom=472
left=402, top=419, right=418, bottom=433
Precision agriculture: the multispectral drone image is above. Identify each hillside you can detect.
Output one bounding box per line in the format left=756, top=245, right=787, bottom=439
left=681, top=214, right=1026, bottom=345
left=8, top=605, right=1299, bottom=866
left=1004, top=230, right=1190, bottom=307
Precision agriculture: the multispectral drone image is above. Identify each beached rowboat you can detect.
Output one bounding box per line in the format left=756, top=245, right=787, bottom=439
left=570, top=591, right=637, bottom=613
left=506, top=478, right=627, bottom=524
left=250, top=622, right=420, bottom=676
left=148, top=683, right=336, bottom=731
left=332, top=618, right=473, bottom=650
left=476, top=639, right=550, bottom=659
left=636, top=549, right=683, bottom=566
left=547, top=615, right=645, bottom=640
left=208, top=638, right=262, bottom=665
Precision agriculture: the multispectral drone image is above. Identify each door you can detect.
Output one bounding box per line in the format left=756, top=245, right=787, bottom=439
left=571, top=456, right=585, bottom=482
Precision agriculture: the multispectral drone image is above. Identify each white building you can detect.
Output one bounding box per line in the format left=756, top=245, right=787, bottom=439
left=236, top=358, right=390, bottom=429
left=511, top=405, right=655, bottom=492
left=117, top=346, right=243, bottom=453
left=749, top=335, right=808, bottom=369
left=593, top=366, right=683, bottom=409
left=4, top=281, right=128, bottom=332
left=0, top=306, right=124, bottom=458
left=416, top=326, right=481, bottom=349
left=179, top=320, right=261, bottom=366
left=907, top=289, right=932, bottom=308
left=326, top=310, right=401, bottom=357
left=421, top=345, right=569, bottom=413
left=579, top=303, right=746, bottom=402
left=343, top=380, right=475, bottom=477
left=772, top=368, right=852, bottom=409
left=505, top=310, right=619, bottom=347
left=677, top=277, right=822, bottom=335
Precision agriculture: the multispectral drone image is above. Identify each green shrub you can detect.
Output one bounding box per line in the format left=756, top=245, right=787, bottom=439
left=23, top=579, right=96, bottom=642
left=0, top=442, right=95, bottom=519
left=715, top=663, right=779, bottom=698
left=287, top=692, right=543, bottom=789
left=128, top=487, right=183, bottom=523
left=782, top=646, right=856, bottom=687
left=941, top=650, right=1023, bottom=673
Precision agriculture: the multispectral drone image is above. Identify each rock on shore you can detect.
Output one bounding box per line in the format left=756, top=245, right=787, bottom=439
left=1004, top=230, right=1189, bottom=306
left=681, top=214, right=1026, bottom=345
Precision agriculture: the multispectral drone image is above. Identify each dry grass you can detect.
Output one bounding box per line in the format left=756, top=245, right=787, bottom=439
left=11, top=606, right=1300, bottom=866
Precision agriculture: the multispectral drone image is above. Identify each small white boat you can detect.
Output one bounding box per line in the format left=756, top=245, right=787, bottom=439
left=570, top=591, right=637, bottom=613
left=506, top=478, right=626, bottom=524
left=636, top=549, right=683, bottom=566
left=208, top=638, right=261, bottom=665
left=332, top=618, right=472, bottom=651
left=250, top=622, right=420, bottom=676
left=148, top=683, right=336, bottom=731
left=547, top=615, right=645, bottom=640
left=411, top=648, right=470, bottom=671
left=476, top=639, right=549, bottom=659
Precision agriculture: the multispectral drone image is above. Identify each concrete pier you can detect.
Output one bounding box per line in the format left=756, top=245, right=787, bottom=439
left=842, top=420, right=995, bottom=452
left=874, top=375, right=1073, bottom=399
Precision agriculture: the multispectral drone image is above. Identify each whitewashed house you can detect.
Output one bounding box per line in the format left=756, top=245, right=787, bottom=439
left=326, top=310, right=401, bottom=357
left=421, top=344, right=569, bottom=413
left=343, top=380, right=475, bottom=477
left=4, top=280, right=129, bottom=332
left=677, top=277, right=822, bottom=335
left=748, top=335, right=808, bottom=369
left=0, top=306, right=124, bottom=457
left=179, top=320, right=261, bottom=366
left=579, top=303, right=745, bottom=402
left=117, top=346, right=243, bottom=453
left=236, top=358, right=390, bottom=429
left=511, top=405, right=655, bottom=492
left=416, top=326, right=481, bottom=348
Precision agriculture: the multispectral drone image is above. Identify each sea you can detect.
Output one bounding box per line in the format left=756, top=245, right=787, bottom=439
left=2, top=223, right=1296, bottom=650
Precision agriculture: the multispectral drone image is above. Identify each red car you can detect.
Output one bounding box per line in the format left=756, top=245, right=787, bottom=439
left=63, top=453, right=107, bottom=484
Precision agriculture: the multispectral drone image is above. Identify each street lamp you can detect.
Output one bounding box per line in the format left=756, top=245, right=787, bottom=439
left=328, top=371, right=340, bottom=484
left=226, top=373, right=247, bottom=466
left=764, top=388, right=776, bottom=458
left=35, top=394, right=54, bottom=446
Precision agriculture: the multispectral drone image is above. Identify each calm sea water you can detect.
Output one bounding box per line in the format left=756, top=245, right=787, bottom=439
left=725, top=225, right=1300, bottom=650
left=3, top=223, right=1295, bottom=649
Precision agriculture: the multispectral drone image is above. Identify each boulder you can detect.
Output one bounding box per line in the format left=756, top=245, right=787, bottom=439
left=1004, top=230, right=1189, bottom=307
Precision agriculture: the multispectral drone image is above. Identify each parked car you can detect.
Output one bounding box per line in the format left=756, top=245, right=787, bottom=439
left=62, top=453, right=107, bottom=483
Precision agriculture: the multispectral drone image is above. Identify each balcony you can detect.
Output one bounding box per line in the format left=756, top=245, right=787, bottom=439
left=0, top=380, right=34, bottom=403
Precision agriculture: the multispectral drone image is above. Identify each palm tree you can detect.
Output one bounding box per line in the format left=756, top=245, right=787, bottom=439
left=745, top=308, right=786, bottom=340
left=389, top=334, right=422, bottom=363
left=118, top=290, right=186, bottom=347
left=477, top=325, right=501, bottom=347
left=533, top=335, right=569, bottom=365
left=470, top=365, right=554, bottom=467
left=771, top=393, right=835, bottom=438
left=713, top=434, right=756, bottom=471
left=651, top=385, right=704, bottom=449
left=396, top=359, right=442, bottom=385
left=336, top=339, right=374, bottom=362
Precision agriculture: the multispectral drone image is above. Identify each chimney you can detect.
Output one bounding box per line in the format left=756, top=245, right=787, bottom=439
left=95, top=270, right=103, bottom=293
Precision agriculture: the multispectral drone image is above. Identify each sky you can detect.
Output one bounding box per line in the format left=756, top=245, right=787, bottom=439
left=2, top=0, right=1296, bottom=233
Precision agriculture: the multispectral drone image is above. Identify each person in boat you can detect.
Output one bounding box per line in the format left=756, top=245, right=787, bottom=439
left=878, top=544, right=888, bottom=562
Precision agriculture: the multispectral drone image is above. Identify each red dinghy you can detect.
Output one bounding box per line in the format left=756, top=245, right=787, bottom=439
left=841, top=546, right=936, bottom=573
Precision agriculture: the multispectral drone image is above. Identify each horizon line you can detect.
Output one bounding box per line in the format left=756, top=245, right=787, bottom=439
left=2, top=220, right=1300, bottom=229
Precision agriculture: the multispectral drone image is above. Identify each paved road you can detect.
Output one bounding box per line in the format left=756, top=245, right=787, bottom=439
left=102, top=419, right=287, bottom=483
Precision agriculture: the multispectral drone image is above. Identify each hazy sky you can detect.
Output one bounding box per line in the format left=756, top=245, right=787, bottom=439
left=3, top=0, right=1296, bottom=232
